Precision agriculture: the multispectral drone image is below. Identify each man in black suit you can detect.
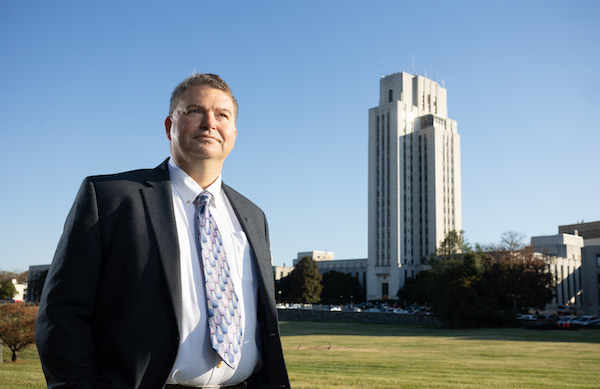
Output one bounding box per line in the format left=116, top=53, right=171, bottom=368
left=36, top=73, right=291, bottom=389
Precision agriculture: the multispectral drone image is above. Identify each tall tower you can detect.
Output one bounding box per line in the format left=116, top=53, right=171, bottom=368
left=367, top=72, right=462, bottom=300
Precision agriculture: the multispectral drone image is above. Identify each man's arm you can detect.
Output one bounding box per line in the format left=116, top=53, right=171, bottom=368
left=36, top=178, right=103, bottom=388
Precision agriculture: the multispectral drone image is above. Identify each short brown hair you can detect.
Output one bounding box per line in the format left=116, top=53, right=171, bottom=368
left=169, top=73, right=238, bottom=116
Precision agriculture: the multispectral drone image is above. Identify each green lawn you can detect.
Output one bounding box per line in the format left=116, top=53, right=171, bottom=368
left=2, top=322, right=599, bottom=388
left=0, top=343, right=45, bottom=388
left=280, top=321, right=600, bottom=389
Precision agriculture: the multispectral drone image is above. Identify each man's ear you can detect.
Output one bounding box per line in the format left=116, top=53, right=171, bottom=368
left=165, top=116, right=173, bottom=141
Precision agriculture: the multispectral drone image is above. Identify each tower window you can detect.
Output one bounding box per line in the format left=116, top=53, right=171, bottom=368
left=388, top=89, right=393, bottom=103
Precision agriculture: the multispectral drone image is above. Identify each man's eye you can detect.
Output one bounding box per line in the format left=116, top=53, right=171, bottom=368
left=185, top=109, right=202, bottom=116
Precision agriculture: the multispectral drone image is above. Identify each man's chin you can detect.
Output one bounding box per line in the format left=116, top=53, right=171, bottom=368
left=189, top=149, right=229, bottom=162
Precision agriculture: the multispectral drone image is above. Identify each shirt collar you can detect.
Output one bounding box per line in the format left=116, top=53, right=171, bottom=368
left=168, top=158, right=224, bottom=207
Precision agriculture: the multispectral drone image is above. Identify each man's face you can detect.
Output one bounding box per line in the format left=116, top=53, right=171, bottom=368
left=165, top=85, right=237, bottom=166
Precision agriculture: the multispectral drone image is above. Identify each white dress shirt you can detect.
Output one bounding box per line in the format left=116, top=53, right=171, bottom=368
left=166, top=159, right=260, bottom=387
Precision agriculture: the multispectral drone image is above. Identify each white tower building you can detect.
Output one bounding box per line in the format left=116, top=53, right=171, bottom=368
left=367, top=72, right=462, bottom=300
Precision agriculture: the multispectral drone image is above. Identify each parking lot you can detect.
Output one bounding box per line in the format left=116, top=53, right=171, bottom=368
left=516, top=313, right=600, bottom=329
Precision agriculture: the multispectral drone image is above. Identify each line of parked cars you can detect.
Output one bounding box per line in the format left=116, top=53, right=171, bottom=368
left=276, top=302, right=431, bottom=315
left=351, top=302, right=432, bottom=315
left=516, top=313, right=600, bottom=329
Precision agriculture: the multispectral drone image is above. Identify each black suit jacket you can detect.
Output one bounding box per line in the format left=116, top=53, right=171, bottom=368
left=36, top=160, right=290, bottom=389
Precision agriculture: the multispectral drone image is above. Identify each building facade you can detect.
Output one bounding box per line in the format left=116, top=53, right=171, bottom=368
left=26, top=264, right=50, bottom=303
left=559, top=221, right=600, bottom=238
left=293, top=250, right=335, bottom=266
left=558, top=221, right=600, bottom=316
left=275, top=251, right=368, bottom=290
left=531, top=234, right=584, bottom=311
left=315, top=258, right=368, bottom=290
left=367, top=72, right=462, bottom=300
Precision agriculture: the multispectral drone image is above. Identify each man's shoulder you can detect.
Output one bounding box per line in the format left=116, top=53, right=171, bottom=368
left=222, top=184, right=265, bottom=216
left=85, top=159, right=170, bottom=187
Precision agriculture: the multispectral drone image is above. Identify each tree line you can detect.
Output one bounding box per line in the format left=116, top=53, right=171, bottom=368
left=277, top=257, right=365, bottom=305
left=400, top=230, right=554, bottom=327
left=277, top=231, right=555, bottom=328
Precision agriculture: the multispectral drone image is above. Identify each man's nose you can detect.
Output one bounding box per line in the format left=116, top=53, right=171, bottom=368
left=201, top=112, right=217, bottom=129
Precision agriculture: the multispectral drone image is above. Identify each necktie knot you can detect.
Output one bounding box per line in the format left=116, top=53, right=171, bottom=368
left=198, top=191, right=212, bottom=207
left=197, top=191, right=212, bottom=217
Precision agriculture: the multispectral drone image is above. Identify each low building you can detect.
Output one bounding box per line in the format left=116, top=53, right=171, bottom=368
left=273, top=265, right=294, bottom=281
left=558, top=221, right=600, bottom=238
left=315, top=257, right=368, bottom=290
left=7, top=279, right=27, bottom=302
left=581, top=239, right=600, bottom=316
left=278, top=250, right=368, bottom=291
left=293, top=250, right=335, bottom=265
left=558, top=221, right=600, bottom=316
left=26, top=264, right=50, bottom=303
left=531, top=233, right=584, bottom=312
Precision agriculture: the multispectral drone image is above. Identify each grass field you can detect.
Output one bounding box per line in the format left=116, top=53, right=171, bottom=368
left=1, top=322, right=599, bottom=388
left=281, top=321, right=600, bottom=388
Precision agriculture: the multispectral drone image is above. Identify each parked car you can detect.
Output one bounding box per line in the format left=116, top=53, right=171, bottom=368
left=517, top=314, right=538, bottom=321
left=384, top=307, right=408, bottom=314
left=276, top=303, right=286, bottom=309
left=531, top=314, right=559, bottom=329
left=556, top=316, right=576, bottom=329
left=571, top=316, right=600, bottom=327
left=330, top=305, right=342, bottom=312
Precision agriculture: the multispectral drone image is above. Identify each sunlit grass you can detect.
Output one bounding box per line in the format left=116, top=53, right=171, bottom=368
left=0, top=344, right=45, bottom=388
left=1, top=322, right=599, bottom=388
left=280, top=321, right=600, bottom=388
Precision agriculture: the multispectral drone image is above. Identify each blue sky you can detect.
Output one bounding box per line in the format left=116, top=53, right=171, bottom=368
left=1, top=1, right=599, bottom=272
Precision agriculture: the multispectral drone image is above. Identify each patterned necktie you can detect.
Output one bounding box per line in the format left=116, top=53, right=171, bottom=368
left=197, top=191, right=242, bottom=368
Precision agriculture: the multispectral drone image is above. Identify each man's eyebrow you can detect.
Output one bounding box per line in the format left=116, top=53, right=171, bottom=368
left=183, top=104, right=233, bottom=114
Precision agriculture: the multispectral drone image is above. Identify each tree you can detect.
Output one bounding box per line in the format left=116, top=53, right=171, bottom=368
left=437, top=230, right=470, bottom=260
left=480, top=230, right=526, bottom=255
left=276, top=273, right=292, bottom=302
left=427, top=252, right=497, bottom=327
left=399, top=230, right=555, bottom=328
left=321, top=271, right=364, bottom=305
left=0, top=303, right=39, bottom=362
left=288, top=257, right=323, bottom=304
left=0, top=280, right=17, bottom=301
left=500, top=231, right=526, bottom=253
left=397, top=270, right=435, bottom=306
left=486, top=246, right=554, bottom=312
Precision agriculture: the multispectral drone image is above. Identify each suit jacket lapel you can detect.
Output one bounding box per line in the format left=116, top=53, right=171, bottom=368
left=224, top=187, right=263, bottom=254
left=222, top=185, right=273, bottom=297
left=141, top=160, right=182, bottom=327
